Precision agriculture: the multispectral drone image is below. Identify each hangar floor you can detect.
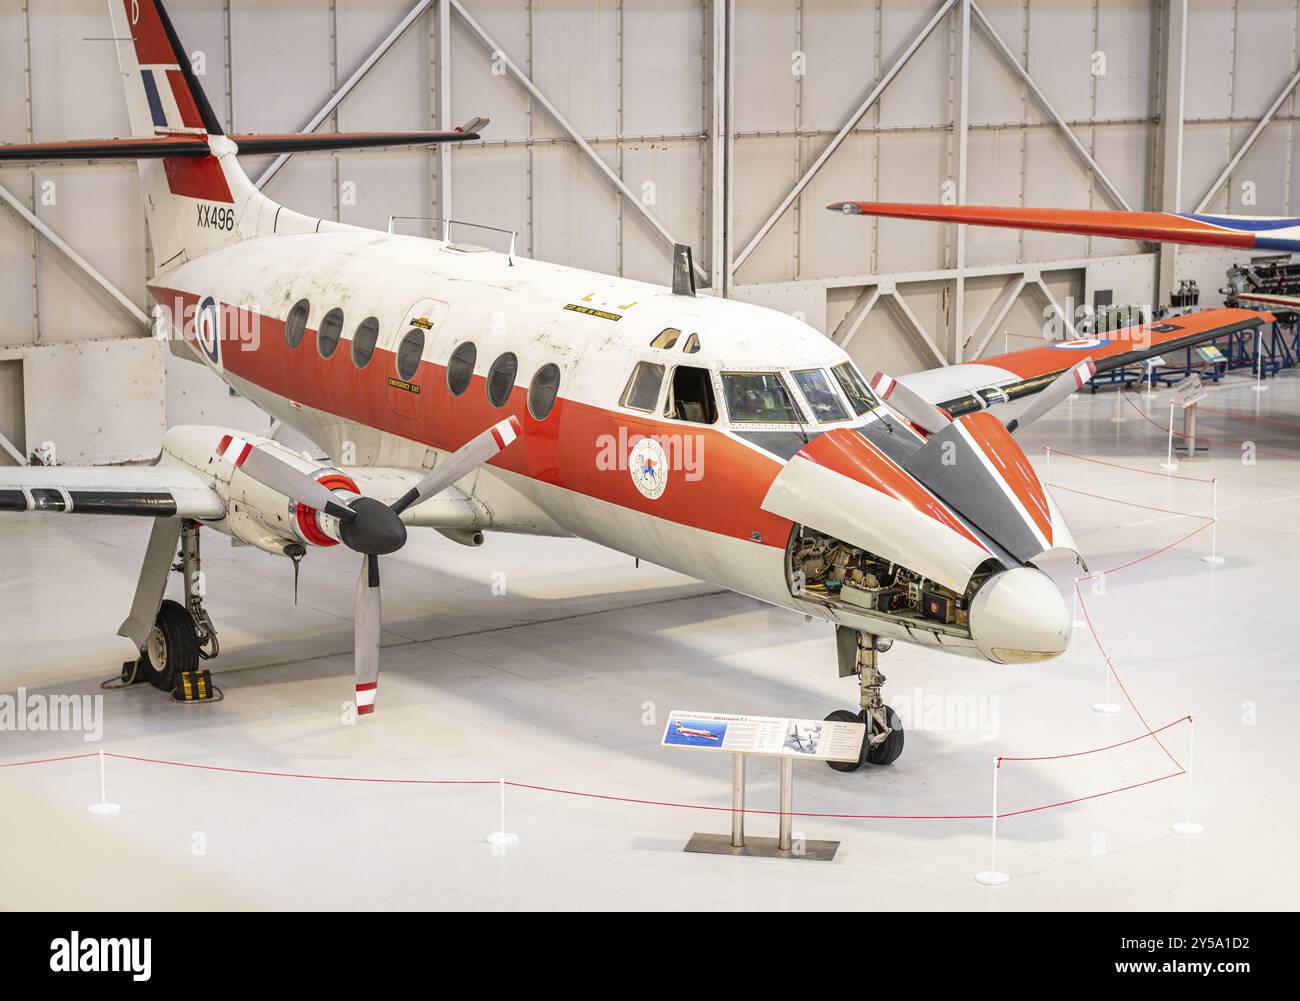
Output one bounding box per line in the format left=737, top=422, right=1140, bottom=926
left=2, top=373, right=1298, bottom=911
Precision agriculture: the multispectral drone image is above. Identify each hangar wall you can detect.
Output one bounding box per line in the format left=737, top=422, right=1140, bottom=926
left=0, top=0, right=1296, bottom=462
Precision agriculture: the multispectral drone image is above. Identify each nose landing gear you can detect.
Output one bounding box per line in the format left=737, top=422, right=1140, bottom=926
left=824, top=626, right=904, bottom=772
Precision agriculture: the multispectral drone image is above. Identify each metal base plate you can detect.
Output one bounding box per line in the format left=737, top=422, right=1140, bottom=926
left=683, top=833, right=839, bottom=861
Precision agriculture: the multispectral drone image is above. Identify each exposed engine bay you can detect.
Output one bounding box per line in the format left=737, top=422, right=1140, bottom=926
left=786, top=525, right=1002, bottom=637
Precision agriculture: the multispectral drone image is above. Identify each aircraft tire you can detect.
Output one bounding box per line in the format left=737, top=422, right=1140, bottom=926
left=137, top=599, right=200, bottom=693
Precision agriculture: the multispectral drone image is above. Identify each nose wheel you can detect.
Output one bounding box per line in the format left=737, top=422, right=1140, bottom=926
left=825, top=627, right=904, bottom=771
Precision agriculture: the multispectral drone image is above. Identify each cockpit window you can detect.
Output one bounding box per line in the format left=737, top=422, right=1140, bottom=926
left=792, top=368, right=849, bottom=422
left=667, top=365, right=717, bottom=424
left=650, top=328, right=680, bottom=350
left=831, top=361, right=880, bottom=416
left=682, top=333, right=700, bottom=353
left=620, top=361, right=665, bottom=412
left=722, top=371, right=805, bottom=424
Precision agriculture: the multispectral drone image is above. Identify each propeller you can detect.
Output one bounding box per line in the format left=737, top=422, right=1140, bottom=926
left=217, top=416, right=523, bottom=715
left=868, top=372, right=952, bottom=435
left=1004, top=357, right=1097, bottom=434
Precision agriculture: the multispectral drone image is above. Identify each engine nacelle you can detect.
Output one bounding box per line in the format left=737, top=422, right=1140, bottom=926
left=159, top=425, right=360, bottom=556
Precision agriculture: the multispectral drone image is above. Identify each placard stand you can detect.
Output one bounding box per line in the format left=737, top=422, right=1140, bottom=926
left=684, top=753, right=839, bottom=861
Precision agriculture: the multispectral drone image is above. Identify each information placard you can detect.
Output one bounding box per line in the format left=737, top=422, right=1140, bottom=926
left=662, top=710, right=865, bottom=763
left=1172, top=373, right=1207, bottom=408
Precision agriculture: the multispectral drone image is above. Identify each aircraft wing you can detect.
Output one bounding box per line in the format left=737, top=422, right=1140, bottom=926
left=0, top=465, right=224, bottom=517
left=896, top=307, right=1270, bottom=418
left=828, top=200, right=1300, bottom=253
left=0, top=463, right=483, bottom=528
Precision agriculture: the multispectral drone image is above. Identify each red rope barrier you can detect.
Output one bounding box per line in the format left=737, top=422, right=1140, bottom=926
left=1047, top=482, right=1213, bottom=521
left=104, top=752, right=498, bottom=786
left=0, top=751, right=97, bottom=769
left=1122, top=391, right=1300, bottom=459
left=1047, top=444, right=1216, bottom=482
left=997, top=716, right=1191, bottom=765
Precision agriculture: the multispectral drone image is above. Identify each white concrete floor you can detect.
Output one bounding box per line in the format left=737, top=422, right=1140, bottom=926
left=2, top=371, right=1298, bottom=911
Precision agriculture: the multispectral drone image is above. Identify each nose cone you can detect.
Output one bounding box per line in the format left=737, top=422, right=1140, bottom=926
left=969, top=568, right=1071, bottom=664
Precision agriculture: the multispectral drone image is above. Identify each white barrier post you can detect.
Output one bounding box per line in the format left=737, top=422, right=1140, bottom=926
left=975, top=757, right=1009, bottom=885
left=87, top=749, right=120, bottom=816
left=486, top=776, right=520, bottom=850
left=1202, top=477, right=1225, bottom=565
left=1160, top=403, right=1179, bottom=471
left=1172, top=718, right=1205, bottom=837
left=1252, top=330, right=1268, bottom=393
left=1092, top=662, right=1122, bottom=716
left=1071, top=577, right=1085, bottom=630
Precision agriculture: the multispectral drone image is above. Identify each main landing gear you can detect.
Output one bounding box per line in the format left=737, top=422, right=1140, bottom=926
left=824, top=626, right=904, bottom=772
left=112, top=519, right=220, bottom=701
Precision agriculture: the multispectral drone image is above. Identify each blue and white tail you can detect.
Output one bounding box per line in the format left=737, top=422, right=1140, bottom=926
left=106, top=0, right=295, bottom=267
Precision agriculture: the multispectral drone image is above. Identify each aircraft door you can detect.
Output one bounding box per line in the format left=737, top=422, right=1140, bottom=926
left=385, top=298, right=448, bottom=422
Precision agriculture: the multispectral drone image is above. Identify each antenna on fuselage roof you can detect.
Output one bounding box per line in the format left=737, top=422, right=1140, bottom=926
left=672, top=244, right=696, bottom=297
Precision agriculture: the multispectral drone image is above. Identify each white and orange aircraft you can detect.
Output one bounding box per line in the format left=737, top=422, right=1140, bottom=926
left=0, top=1, right=1269, bottom=769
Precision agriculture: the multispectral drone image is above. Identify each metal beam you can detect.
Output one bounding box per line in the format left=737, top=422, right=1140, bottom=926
left=884, top=290, right=948, bottom=368
left=1194, top=64, right=1300, bottom=214
left=0, top=430, right=27, bottom=466
left=1158, top=0, right=1188, bottom=303
left=435, top=0, right=452, bottom=226
left=971, top=1, right=1132, bottom=212
left=830, top=286, right=881, bottom=349
left=967, top=274, right=1026, bottom=359
left=732, top=0, right=959, bottom=274
left=1026, top=277, right=1080, bottom=342
left=0, top=183, right=149, bottom=328
left=709, top=0, right=731, bottom=295
left=254, top=0, right=436, bottom=190
left=951, top=0, right=972, bottom=363
left=450, top=0, right=708, bottom=283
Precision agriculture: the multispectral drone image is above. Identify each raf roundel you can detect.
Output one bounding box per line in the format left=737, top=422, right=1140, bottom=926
left=629, top=436, right=668, bottom=500
left=1049, top=337, right=1111, bottom=350
left=196, top=295, right=221, bottom=366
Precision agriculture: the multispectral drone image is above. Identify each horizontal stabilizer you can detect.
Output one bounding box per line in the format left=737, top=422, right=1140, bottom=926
left=0, top=130, right=484, bottom=163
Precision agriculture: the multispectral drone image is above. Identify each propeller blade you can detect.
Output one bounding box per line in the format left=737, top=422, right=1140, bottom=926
left=392, top=415, right=522, bottom=515
left=354, top=553, right=381, bottom=717
left=868, top=373, right=952, bottom=435
left=1006, top=357, right=1097, bottom=434
left=217, top=434, right=356, bottom=522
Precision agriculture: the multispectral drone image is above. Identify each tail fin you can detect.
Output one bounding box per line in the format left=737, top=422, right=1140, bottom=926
left=107, top=0, right=283, bottom=268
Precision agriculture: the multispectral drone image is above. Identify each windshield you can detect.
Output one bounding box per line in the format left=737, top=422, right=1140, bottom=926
left=722, top=371, right=805, bottom=424
left=831, top=361, right=880, bottom=416
left=792, top=368, right=849, bottom=422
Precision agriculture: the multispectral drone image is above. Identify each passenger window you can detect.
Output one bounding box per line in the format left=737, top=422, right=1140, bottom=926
left=486, top=351, right=518, bottom=407
left=683, top=333, right=700, bottom=354
left=721, top=371, right=804, bottom=424
left=831, top=360, right=880, bottom=416
left=620, top=362, right=665, bottom=412
left=666, top=365, right=718, bottom=425
left=317, top=308, right=344, bottom=359
left=447, top=341, right=476, bottom=396
left=395, top=328, right=425, bottom=381
left=650, top=328, right=680, bottom=350
left=792, top=368, right=848, bottom=422
left=528, top=363, right=562, bottom=420
left=352, top=316, right=379, bottom=368
left=285, top=299, right=310, bottom=348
